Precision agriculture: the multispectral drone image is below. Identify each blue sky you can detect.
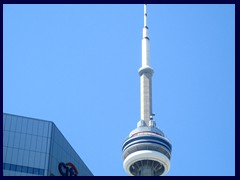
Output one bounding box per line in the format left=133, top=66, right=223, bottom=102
left=3, top=4, right=235, bottom=176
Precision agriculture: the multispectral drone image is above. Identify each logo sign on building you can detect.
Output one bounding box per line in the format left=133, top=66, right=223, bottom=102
left=58, top=162, right=78, bottom=176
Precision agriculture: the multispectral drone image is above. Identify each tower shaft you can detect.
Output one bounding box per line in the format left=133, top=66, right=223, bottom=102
left=139, top=4, right=154, bottom=126
left=140, top=71, right=152, bottom=124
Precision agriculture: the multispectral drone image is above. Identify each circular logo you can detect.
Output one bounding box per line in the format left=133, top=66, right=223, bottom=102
left=58, top=162, right=78, bottom=176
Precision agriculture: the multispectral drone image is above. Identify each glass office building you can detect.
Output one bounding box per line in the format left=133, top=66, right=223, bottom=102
left=3, top=113, right=93, bottom=176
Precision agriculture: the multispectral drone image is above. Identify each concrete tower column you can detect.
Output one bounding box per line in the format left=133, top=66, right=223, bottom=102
left=139, top=67, right=153, bottom=126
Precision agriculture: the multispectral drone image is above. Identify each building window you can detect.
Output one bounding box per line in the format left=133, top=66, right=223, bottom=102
left=16, top=165, right=22, bottom=172
left=22, top=166, right=28, bottom=173
left=3, top=163, right=44, bottom=176
left=33, top=168, right=39, bottom=175
left=4, top=163, right=10, bottom=170
left=27, top=167, right=34, bottom=174
left=39, top=169, right=44, bottom=175
left=10, top=164, right=16, bottom=171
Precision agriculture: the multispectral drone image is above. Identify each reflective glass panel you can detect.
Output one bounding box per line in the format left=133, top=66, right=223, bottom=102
left=24, top=135, right=31, bottom=150
left=7, top=132, right=15, bottom=147
left=4, top=163, right=10, bottom=170
left=33, top=168, right=39, bottom=175
left=28, top=151, right=35, bottom=167
left=27, top=167, right=33, bottom=174
left=3, top=131, right=9, bottom=147
left=32, top=120, right=38, bottom=136
left=11, top=116, right=17, bottom=132
left=39, top=169, right=44, bottom=175
left=5, top=115, right=12, bottom=131
left=39, top=153, right=46, bottom=169
left=22, top=166, right=27, bottom=173
left=26, top=119, right=33, bottom=135
left=13, top=132, right=21, bottom=148
left=21, top=118, right=28, bottom=133
left=42, top=122, right=49, bottom=137
left=11, top=148, right=18, bottom=164
left=37, top=121, right=44, bottom=136
left=36, top=136, right=43, bottom=152
left=19, top=133, right=26, bottom=149
left=3, top=148, right=7, bottom=162
left=15, top=117, right=22, bottom=133
left=16, top=165, right=22, bottom=172
left=41, top=137, right=47, bottom=152
left=10, top=164, right=16, bottom=171
left=30, top=135, right=37, bottom=151
left=17, top=149, right=24, bottom=165
left=22, top=150, right=29, bottom=166
left=6, top=148, right=13, bottom=163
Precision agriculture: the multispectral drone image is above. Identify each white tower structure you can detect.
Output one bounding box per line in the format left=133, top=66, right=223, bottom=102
left=122, top=4, right=172, bottom=176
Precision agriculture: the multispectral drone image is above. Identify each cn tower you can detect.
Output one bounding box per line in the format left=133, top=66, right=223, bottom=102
left=122, top=4, right=172, bottom=176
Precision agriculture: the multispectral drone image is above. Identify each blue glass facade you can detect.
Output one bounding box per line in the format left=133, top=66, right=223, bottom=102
left=3, top=113, right=93, bottom=176
left=3, top=163, right=45, bottom=175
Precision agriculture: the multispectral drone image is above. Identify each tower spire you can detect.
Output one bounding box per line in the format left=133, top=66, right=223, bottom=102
left=144, top=4, right=147, bottom=27
left=142, top=4, right=150, bottom=67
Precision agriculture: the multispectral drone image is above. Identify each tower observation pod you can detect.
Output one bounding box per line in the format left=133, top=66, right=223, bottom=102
left=122, top=4, right=172, bottom=176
